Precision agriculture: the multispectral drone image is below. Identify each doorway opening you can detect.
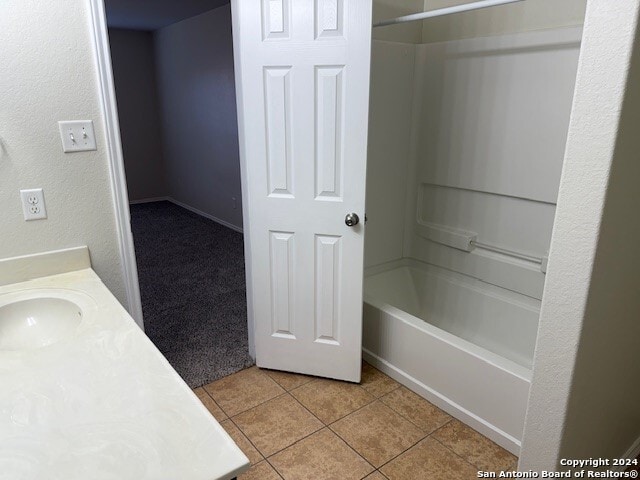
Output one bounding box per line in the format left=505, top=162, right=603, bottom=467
left=105, top=0, right=253, bottom=387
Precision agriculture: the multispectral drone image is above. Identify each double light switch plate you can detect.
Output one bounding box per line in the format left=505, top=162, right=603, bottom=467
left=58, top=120, right=97, bottom=152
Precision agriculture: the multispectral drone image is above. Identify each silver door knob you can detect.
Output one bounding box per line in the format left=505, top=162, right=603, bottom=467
left=345, top=213, right=359, bottom=227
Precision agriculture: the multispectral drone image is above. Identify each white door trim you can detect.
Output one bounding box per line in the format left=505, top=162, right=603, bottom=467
left=230, top=0, right=255, bottom=359
left=87, top=0, right=144, bottom=329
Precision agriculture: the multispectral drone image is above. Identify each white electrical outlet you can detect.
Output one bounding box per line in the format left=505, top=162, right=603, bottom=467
left=20, top=188, right=47, bottom=221
left=58, top=120, right=97, bottom=152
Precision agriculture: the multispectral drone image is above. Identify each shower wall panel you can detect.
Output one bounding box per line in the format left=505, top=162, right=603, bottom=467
left=404, top=26, right=583, bottom=299
left=364, top=41, right=416, bottom=268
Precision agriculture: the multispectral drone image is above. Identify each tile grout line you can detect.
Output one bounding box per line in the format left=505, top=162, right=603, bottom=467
left=361, top=382, right=402, bottom=399
left=279, top=393, right=362, bottom=458
left=289, top=384, right=379, bottom=425
left=328, top=426, right=380, bottom=475
left=207, top=366, right=427, bottom=476
left=262, top=457, right=285, bottom=479
left=204, top=369, right=288, bottom=418
left=225, top=415, right=266, bottom=465
left=198, top=388, right=229, bottom=421
left=263, top=425, right=325, bottom=464
left=377, top=387, right=453, bottom=434
left=264, top=370, right=315, bottom=391
left=430, top=435, right=486, bottom=472
left=231, top=392, right=325, bottom=461
left=263, top=425, right=377, bottom=479
left=429, top=419, right=519, bottom=472
left=264, top=391, right=377, bottom=475
left=196, top=382, right=280, bottom=470
left=371, top=470, right=390, bottom=480
left=227, top=391, right=292, bottom=457
left=284, top=384, right=379, bottom=475
left=207, top=364, right=394, bottom=421
left=370, top=420, right=455, bottom=473
left=325, top=398, right=428, bottom=471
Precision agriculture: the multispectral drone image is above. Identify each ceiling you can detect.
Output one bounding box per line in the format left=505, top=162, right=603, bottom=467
left=105, top=0, right=230, bottom=31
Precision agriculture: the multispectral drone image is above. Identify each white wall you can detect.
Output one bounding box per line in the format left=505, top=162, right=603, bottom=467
left=403, top=27, right=581, bottom=300
left=365, top=41, right=415, bottom=268
left=155, top=4, right=242, bottom=230
left=420, top=0, right=587, bottom=43
left=109, top=28, right=167, bottom=201
left=520, top=0, right=640, bottom=468
left=0, top=0, right=127, bottom=306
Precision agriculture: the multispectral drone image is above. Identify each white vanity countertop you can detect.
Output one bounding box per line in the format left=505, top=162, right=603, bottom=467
left=0, top=268, right=249, bottom=480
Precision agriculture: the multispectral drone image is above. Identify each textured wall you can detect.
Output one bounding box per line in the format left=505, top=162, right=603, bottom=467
left=520, top=0, right=640, bottom=468
left=0, top=0, right=127, bottom=306
left=155, top=4, right=242, bottom=230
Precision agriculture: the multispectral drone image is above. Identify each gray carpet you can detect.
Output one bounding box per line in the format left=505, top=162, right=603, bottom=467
left=129, top=201, right=254, bottom=388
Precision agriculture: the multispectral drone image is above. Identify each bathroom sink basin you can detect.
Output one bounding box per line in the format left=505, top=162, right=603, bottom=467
left=0, top=297, right=83, bottom=351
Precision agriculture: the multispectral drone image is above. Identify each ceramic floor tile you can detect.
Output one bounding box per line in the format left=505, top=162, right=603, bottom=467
left=361, top=362, right=400, bottom=398
left=380, top=437, right=478, bottom=480
left=432, top=419, right=517, bottom=472
left=363, top=471, right=388, bottom=479
left=220, top=419, right=263, bottom=466
left=233, top=394, right=323, bottom=457
left=203, top=366, right=285, bottom=417
left=330, top=401, right=425, bottom=468
left=193, top=387, right=227, bottom=422
left=264, top=369, right=314, bottom=391
left=291, top=378, right=375, bottom=424
left=239, top=460, right=282, bottom=480
left=269, top=428, right=374, bottom=480
left=380, top=386, right=452, bottom=433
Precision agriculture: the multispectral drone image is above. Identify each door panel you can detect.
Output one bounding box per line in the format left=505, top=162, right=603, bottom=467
left=232, top=0, right=372, bottom=382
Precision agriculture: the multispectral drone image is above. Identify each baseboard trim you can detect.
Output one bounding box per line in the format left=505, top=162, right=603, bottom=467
left=362, top=348, right=521, bottom=455
left=129, top=197, right=243, bottom=234
left=128, top=196, right=170, bottom=205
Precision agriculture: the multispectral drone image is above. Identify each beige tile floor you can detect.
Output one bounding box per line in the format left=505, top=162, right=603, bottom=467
left=193, top=362, right=518, bottom=480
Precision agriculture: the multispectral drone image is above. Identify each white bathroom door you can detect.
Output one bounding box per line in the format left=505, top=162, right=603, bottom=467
left=231, top=0, right=372, bottom=382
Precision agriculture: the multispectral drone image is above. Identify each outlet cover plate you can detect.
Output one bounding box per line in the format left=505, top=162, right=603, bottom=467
left=58, top=120, right=97, bottom=152
left=20, top=188, right=47, bottom=221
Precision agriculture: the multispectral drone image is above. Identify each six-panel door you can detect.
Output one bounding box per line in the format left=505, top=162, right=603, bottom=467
left=232, top=0, right=372, bottom=382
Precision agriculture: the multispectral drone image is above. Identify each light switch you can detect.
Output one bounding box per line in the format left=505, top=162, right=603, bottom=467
left=58, top=120, right=97, bottom=152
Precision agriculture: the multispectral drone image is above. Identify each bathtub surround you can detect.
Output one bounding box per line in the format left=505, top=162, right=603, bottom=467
left=418, top=0, right=587, bottom=44
left=363, top=25, right=581, bottom=452
left=403, top=26, right=581, bottom=300
left=130, top=201, right=253, bottom=388
left=371, top=0, right=587, bottom=44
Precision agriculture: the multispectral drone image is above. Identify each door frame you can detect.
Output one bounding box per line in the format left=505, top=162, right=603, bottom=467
left=230, top=0, right=256, bottom=359
left=87, top=0, right=144, bottom=331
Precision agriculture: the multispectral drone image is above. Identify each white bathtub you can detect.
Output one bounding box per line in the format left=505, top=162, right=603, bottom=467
left=362, top=259, right=540, bottom=454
